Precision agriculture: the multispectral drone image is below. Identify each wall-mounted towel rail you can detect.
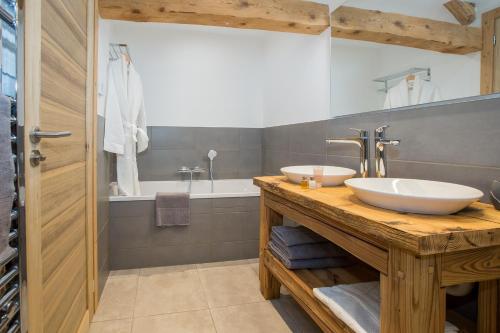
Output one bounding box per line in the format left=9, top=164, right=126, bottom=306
left=109, top=43, right=132, bottom=62
left=374, top=67, right=431, bottom=93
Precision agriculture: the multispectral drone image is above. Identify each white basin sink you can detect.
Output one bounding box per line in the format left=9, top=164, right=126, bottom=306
left=344, top=178, right=483, bottom=215
left=281, top=165, right=356, bottom=187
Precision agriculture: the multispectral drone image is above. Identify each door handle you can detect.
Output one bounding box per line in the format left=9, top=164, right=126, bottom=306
left=30, top=150, right=47, bottom=167
left=30, top=126, right=72, bottom=144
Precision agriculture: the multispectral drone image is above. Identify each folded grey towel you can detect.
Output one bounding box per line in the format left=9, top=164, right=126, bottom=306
left=0, top=95, right=14, bottom=258
left=269, top=241, right=352, bottom=270
left=155, top=192, right=190, bottom=227
left=271, top=226, right=327, bottom=247
left=271, top=235, right=347, bottom=260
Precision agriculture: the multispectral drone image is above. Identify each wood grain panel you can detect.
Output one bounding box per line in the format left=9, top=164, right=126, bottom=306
left=42, top=239, right=86, bottom=333
left=41, top=31, right=86, bottom=114
left=331, top=6, right=482, bottom=55
left=264, top=192, right=388, bottom=274
left=442, top=246, right=500, bottom=286
left=259, top=192, right=282, bottom=299
left=99, top=0, right=330, bottom=35
left=41, top=198, right=86, bottom=283
left=481, top=8, right=500, bottom=94
left=380, top=248, right=444, bottom=333
left=41, top=162, right=86, bottom=226
left=477, top=280, right=498, bottom=333
left=42, top=0, right=87, bottom=69
left=254, top=176, right=500, bottom=255
left=59, top=285, right=88, bottom=333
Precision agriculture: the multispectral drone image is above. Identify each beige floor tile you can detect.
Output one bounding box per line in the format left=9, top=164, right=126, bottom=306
left=198, top=264, right=264, bottom=308
left=89, top=319, right=132, bottom=333
left=93, top=277, right=138, bottom=322
left=140, top=264, right=197, bottom=276
left=132, top=310, right=216, bottom=333
left=248, top=261, right=259, bottom=276
left=211, top=301, right=292, bottom=333
left=108, top=269, right=140, bottom=279
left=197, top=259, right=250, bottom=269
left=134, top=266, right=208, bottom=317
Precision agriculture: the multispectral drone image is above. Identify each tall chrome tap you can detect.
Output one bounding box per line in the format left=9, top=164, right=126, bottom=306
left=374, top=125, right=400, bottom=178
left=326, top=128, right=369, bottom=178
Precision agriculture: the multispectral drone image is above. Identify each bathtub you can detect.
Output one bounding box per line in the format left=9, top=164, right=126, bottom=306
left=108, top=179, right=261, bottom=270
left=109, top=179, right=260, bottom=201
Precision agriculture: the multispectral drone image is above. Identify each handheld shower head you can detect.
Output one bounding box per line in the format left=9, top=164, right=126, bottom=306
left=208, top=150, right=217, bottom=161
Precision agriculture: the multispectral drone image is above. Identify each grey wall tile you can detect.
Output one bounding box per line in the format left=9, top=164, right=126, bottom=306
left=263, top=125, right=290, bottom=152
left=289, top=153, right=326, bottom=166
left=387, top=98, right=500, bottom=167
left=212, top=212, right=248, bottom=242
left=110, top=201, right=154, bottom=218
left=195, top=127, right=240, bottom=151
left=289, top=121, right=327, bottom=155
left=110, top=216, right=152, bottom=249
left=388, top=160, right=500, bottom=202
left=239, top=148, right=262, bottom=178
left=210, top=242, right=246, bottom=262
left=211, top=150, right=240, bottom=179
left=263, top=149, right=289, bottom=175
left=151, top=127, right=196, bottom=150
left=191, top=199, right=213, bottom=214
left=240, top=128, right=262, bottom=149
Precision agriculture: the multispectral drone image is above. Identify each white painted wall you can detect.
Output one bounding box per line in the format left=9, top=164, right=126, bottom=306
left=330, top=39, right=481, bottom=116
left=100, top=20, right=266, bottom=128
left=261, top=29, right=332, bottom=127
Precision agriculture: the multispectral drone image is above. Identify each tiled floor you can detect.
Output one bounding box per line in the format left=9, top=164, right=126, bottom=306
left=90, top=259, right=321, bottom=333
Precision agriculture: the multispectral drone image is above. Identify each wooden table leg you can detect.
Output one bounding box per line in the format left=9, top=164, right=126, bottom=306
left=259, top=191, right=283, bottom=299
left=380, top=247, right=445, bottom=333
left=478, top=280, right=498, bottom=333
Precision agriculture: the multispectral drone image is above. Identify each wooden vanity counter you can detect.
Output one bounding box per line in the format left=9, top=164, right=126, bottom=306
left=254, top=176, right=500, bottom=333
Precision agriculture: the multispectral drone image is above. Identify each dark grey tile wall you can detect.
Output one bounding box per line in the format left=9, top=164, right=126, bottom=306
left=133, top=127, right=262, bottom=181
left=109, top=197, right=260, bottom=270
left=263, top=97, right=500, bottom=203
left=97, top=115, right=111, bottom=298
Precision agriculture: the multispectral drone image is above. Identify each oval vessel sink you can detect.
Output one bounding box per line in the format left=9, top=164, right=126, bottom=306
left=281, top=165, right=356, bottom=187
left=344, top=178, right=483, bottom=215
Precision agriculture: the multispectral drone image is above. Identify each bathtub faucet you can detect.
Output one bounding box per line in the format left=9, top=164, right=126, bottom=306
left=178, top=166, right=206, bottom=193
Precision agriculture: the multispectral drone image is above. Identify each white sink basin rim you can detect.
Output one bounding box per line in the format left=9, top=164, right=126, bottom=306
left=344, top=178, right=484, bottom=215
left=281, top=165, right=356, bottom=187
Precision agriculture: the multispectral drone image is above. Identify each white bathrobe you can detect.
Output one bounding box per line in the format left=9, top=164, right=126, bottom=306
left=104, top=55, right=149, bottom=196
left=384, top=76, right=441, bottom=109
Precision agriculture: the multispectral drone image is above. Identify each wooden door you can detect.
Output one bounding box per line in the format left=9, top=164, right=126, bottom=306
left=22, top=0, right=96, bottom=332
left=481, top=7, right=500, bottom=94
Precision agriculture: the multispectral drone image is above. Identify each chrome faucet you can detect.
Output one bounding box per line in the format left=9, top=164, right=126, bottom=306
left=326, top=128, right=369, bottom=178
left=178, top=166, right=206, bottom=192
left=374, top=125, right=400, bottom=178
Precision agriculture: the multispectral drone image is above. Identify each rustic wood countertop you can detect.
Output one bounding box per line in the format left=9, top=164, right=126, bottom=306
left=254, top=176, right=500, bottom=256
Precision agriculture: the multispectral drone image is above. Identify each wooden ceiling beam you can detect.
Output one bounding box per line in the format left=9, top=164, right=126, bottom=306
left=331, top=6, right=482, bottom=55
left=99, top=0, right=330, bottom=35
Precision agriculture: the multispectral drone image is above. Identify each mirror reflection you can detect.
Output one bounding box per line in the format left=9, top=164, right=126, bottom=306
left=330, top=0, right=500, bottom=116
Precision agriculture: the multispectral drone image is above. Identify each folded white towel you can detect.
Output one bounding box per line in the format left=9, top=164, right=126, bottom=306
left=313, top=281, right=459, bottom=333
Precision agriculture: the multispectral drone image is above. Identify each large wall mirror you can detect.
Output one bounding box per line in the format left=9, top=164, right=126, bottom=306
left=330, top=0, right=500, bottom=117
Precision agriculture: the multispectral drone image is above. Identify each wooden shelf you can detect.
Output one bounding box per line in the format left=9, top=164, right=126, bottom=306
left=262, top=249, right=378, bottom=333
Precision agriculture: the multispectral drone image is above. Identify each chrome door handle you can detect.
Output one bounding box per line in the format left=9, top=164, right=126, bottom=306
left=30, top=126, right=72, bottom=143
left=30, top=150, right=47, bottom=167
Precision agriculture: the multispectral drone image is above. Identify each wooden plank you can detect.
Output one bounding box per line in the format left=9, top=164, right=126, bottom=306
left=23, top=1, right=44, bottom=331
left=265, top=192, right=388, bottom=274
left=259, top=191, right=282, bottom=299
left=87, top=0, right=98, bottom=318
left=380, top=248, right=444, bottom=333
left=331, top=6, right=482, bottom=55
left=442, top=246, right=500, bottom=286
left=444, top=0, right=476, bottom=26
left=263, top=250, right=355, bottom=333
left=254, top=176, right=500, bottom=255
left=477, top=280, right=498, bottom=333
left=480, top=8, right=500, bottom=94
left=99, top=0, right=330, bottom=35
